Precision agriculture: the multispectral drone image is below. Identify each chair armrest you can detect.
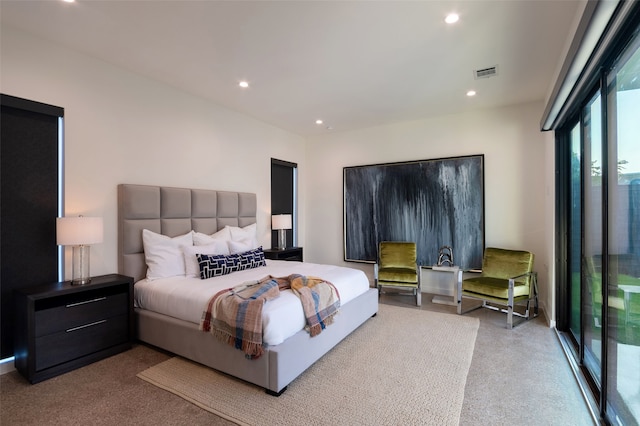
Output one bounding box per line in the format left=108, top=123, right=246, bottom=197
left=456, top=268, right=482, bottom=273
left=507, top=271, right=537, bottom=294
left=457, top=269, right=481, bottom=283
left=508, top=271, right=535, bottom=281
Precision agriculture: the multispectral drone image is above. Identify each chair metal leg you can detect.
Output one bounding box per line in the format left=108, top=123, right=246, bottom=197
left=416, top=265, right=421, bottom=306
left=456, top=270, right=463, bottom=314
left=507, top=278, right=514, bottom=329
left=533, top=274, right=539, bottom=316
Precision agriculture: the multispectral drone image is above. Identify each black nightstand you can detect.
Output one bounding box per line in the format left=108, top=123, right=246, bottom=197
left=264, top=247, right=303, bottom=262
left=14, top=274, right=134, bottom=384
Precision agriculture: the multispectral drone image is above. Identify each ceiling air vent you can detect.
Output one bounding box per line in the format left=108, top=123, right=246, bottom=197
left=473, top=65, right=498, bottom=79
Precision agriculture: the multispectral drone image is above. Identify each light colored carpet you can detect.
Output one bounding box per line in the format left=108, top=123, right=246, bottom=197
left=137, top=303, right=479, bottom=425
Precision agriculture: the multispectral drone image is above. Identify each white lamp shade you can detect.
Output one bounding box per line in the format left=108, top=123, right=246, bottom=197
left=271, top=214, right=292, bottom=230
left=57, top=216, right=104, bottom=246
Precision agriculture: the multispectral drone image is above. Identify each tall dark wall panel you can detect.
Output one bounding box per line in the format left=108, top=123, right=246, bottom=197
left=271, top=159, right=296, bottom=248
left=1, top=95, right=62, bottom=359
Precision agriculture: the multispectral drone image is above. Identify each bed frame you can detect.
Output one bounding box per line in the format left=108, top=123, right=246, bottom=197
left=117, top=184, right=378, bottom=395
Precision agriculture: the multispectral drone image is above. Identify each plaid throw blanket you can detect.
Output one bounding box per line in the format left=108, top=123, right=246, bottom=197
left=283, top=274, right=340, bottom=337
left=200, top=277, right=280, bottom=359
left=200, top=274, right=340, bottom=358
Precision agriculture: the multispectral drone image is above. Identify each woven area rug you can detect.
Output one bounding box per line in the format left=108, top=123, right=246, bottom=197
left=137, top=303, right=479, bottom=425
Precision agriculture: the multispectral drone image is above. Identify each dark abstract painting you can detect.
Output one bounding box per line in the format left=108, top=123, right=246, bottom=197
left=343, top=155, right=485, bottom=269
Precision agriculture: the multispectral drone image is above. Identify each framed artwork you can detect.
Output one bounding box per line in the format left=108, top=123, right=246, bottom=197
left=343, top=154, right=485, bottom=270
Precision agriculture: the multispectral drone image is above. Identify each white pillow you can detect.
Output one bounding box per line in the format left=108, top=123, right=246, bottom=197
left=193, top=227, right=232, bottom=246
left=227, top=238, right=254, bottom=254
left=182, top=241, right=230, bottom=277
left=227, top=223, right=258, bottom=248
left=142, top=229, right=193, bottom=280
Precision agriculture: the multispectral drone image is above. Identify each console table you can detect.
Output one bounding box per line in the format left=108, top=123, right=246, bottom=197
left=420, top=265, right=460, bottom=306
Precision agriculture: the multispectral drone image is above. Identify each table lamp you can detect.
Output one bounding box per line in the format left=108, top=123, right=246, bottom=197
left=271, top=214, right=292, bottom=250
left=56, top=216, right=103, bottom=285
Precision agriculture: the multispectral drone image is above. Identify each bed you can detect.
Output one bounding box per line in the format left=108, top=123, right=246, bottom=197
left=117, top=184, right=378, bottom=395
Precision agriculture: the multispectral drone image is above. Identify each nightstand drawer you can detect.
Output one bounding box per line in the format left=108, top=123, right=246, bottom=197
left=35, top=290, right=128, bottom=337
left=35, top=313, right=129, bottom=371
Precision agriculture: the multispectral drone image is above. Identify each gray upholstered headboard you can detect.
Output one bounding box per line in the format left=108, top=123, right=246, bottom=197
left=117, top=184, right=257, bottom=283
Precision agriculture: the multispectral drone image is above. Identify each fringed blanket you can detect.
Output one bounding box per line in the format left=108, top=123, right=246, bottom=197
left=285, top=274, right=340, bottom=337
left=199, top=274, right=340, bottom=359
left=200, top=278, right=280, bottom=359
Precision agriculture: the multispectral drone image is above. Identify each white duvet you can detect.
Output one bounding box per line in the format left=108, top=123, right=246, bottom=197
left=134, top=259, right=370, bottom=346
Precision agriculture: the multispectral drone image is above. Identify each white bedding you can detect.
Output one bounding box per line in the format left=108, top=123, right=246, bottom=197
left=134, top=259, right=370, bottom=346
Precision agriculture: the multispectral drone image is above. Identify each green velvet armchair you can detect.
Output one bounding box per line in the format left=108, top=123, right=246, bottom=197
left=375, top=241, right=421, bottom=306
left=456, top=247, right=538, bottom=329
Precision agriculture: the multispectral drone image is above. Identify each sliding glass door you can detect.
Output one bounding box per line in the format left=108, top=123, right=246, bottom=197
left=569, top=123, right=581, bottom=344
left=560, top=21, right=640, bottom=425
left=583, top=92, right=604, bottom=386
left=605, top=33, right=640, bottom=423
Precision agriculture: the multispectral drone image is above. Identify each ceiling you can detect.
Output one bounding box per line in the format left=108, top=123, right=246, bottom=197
left=0, top=0, right=582, bottom=136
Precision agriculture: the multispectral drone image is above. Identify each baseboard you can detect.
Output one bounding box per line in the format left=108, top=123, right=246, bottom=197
left=0, top=357, right=16, bottom=375
left=538, top=300, right=555, bottom=328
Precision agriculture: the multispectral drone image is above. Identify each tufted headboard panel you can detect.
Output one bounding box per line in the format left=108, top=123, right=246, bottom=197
left=117, top=184, right=257, bottom=283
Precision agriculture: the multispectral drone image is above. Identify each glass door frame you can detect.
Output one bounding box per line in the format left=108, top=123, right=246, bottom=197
left=555, top=10, right=640, bottom=423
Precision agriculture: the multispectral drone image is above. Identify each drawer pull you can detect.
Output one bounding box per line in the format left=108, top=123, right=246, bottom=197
left=66, top=319, right=107, bottom=333
left=66, top=297, right=107, bottom=308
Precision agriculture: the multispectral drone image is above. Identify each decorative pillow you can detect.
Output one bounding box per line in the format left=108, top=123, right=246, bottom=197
left=197, top=246, right=266, bottom=279
left=193, top=227, right=232, bottom=246
left=142, top=229, right=194, bottom=280
left=228, top=238, right=253, bottom=254
left=182, top=241, right=230, bottom=277
left=226, top=223, right=258, bottom=248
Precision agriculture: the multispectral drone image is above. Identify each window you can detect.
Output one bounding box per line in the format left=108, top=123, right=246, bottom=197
left=270, top=158, right=297, bottom=248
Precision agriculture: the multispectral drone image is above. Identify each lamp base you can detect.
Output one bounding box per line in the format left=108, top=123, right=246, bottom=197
left=71, top=277, right=92, bottom=285
left=71, top=245, right=92, bottom=285
left=277, top=229, right=287, bottom=250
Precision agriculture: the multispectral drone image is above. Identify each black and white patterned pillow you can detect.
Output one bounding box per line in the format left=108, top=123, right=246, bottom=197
left=196, top=253, right=228, bottom=278
left=236, top=247, right=266, bottom=271
left=197, top=247, right=266, bottom=279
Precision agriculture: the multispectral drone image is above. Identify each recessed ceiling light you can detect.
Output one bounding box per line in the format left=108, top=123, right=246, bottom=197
left=445, top=13, right=459, bottom=24
left=62, top=0, right=75, bottom=3
left=239, top=81, right=249, bottom=88
left=467, top=90, right=476, bottom=97
left=315, top=119, right=323, bottom=125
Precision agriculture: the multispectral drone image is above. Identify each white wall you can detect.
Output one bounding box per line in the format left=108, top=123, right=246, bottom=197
left=1, top=26, right=557, bottom=324
left=304, top=103, right=556, bottom=322
left=0, top=26, right=307, bottom=279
